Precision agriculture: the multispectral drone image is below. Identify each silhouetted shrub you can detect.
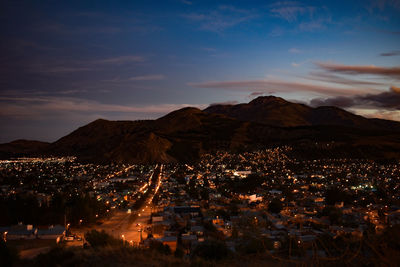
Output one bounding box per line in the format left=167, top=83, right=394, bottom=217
left=268, top=198, right=283, bottom=214
left=192, top=240, right=229, bottom=260
left=84, top=230, right=121, bottom=248
left=148, top=240, right=171, bottom=255
left=0, top=240, right=19, bottom=267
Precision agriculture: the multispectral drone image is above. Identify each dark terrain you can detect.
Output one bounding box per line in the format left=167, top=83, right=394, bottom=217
left=2, top=96, right=400, bottom=163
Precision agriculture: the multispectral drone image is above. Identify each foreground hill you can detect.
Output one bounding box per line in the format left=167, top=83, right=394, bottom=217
left=1, top=96, right=400, bottom=163
left=0, top=140, right=50, bottom=159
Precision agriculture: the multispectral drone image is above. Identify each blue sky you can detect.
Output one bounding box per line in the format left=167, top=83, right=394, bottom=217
left=1, top=0, right=399, bottom=142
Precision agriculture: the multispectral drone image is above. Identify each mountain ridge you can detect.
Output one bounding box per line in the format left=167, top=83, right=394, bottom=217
left=204, top=96, right=400, bottom=130
left=1, top=96, right=400, bottom=162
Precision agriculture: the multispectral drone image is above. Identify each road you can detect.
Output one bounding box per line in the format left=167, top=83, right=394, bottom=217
left=72, top=164, right=163, bottom=246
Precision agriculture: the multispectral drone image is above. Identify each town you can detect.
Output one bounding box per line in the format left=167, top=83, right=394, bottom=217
left=0, top=147, right=399, bottom=265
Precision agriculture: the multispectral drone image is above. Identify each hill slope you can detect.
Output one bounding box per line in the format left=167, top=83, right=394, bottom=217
left=1, top=96, right=400, bottom=163
left=0, top=140, right=50, bottom=159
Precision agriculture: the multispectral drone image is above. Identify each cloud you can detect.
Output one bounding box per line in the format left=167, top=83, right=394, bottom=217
left=250, top=92, right=266, bottom=97
left=25, top=55, right=146, bottom=75
left=310, top=86, right=400, bottom=110
left=269, top=2, right=331, bottom=32
left=188, top=79, right=379, bottom=96
left=380, top=50, right=400, bottom=56
left=298, top=20, right=326, bottom=31
left=315, top=62, right=400, bottom=79
left=0, top=96, right=205, bottom=119
left=103, top=74, right=165, bottom=83
left=32, top=66, right=93, bottom=74
left=305, top=71, right=385, bottom=87
left=95, top=55, right=145, bottom=64
left=391, top=85, right=400, bottom=93
left=367, top=0, right=400, bottom=12
left=209, top=100, right=238, bottom=106
left=270, top=3, right=315, bottom=22
left=289, top=48, right=302, bottom=53
left=360, top=109, right=400, bottom=121
left=128, top=74, right=165, bottom=81
left=182, top=5, right=256, bottom=32
left=201, top=47, right=217, bottom=52
left=181, top=0, right=192, bottom=5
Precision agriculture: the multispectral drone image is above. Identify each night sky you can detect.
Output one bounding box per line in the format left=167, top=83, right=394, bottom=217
left=1, top=0, right=399, bottom=142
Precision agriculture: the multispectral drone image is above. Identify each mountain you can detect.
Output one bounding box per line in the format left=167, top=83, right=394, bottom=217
left=1, top=96, right=400, bottom=163
left=204, top=96, right=400, bottom=131
left=0, top=140, right=50, bottom=159
left=46, top=109, right=249, bottom=163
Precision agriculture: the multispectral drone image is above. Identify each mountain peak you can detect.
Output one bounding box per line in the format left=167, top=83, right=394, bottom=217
left=249, top=95, right=288, bottom=105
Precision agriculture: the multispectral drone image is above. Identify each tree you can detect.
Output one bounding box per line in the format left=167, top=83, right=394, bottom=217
left=84, top=230, right=121, bottom=248
left=236, top=237, right=266, bottom=254
left=192, top=240, right=229, bottom=260
left=149, top=240, right=171, bottom=255
left=268, top=198, right=283, bottom=214
left=321, top=206, right=343, bottom=225
left=0, top=240, right=19, bottom=267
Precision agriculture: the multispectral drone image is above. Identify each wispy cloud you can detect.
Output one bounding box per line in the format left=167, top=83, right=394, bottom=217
left=188, top=79, right=379, bottom=96
left=128, top=74, right=165, bottom=81
left=380, top=50, right=400, bottom=56
left=26, top=55, right=146, bottom=74
left=367, top=0, right=400, bottom=13
left=316, top=62, right=400, bottom=79
left=269, top=2, right=331, bottom=32
left=182, top=5, right=257, bottom=32
left=270, top=2, right=315, bottom=22
left=209, top=100, right=238, bottom=106
left=289, top=48, right=302, bottom=53
left=31, top=66, right=93, bottom=74
left=181, top=0, right=192, bottom=5
left=298, top=19, right=326, bottom=31
left=0, top=96, right=204, bottom=119
left=310, top=86, right=400, bottom=110
left=305, top=71, right=385, bottom=87
left=103, top=74, right=165, bottom=83
left=94, top=55, right=145, bottom=64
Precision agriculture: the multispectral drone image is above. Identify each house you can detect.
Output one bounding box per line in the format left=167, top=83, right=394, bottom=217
left=172, top=206, right=201, bottom=217
left=190, top=225, right=204, bottom=236
left=37, top=225, right=66, bottom=243
left=6, top=224, right=37, bottom=240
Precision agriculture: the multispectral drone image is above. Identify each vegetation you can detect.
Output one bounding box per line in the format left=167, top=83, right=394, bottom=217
left=192, top=239, right=230, bottom=261
left=84, top=230, right=122, bottom=248
left=267, top=198, right=283, bottom=214
left=0, top=193, right=108, bottom=227
left=0, top=239, right=19, bottom=267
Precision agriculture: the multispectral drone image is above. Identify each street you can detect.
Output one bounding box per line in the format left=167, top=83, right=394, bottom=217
left=71, top=164, right=163, bottom=246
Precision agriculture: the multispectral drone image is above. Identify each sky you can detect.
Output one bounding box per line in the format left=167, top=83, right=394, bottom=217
left=0, top=0, right=399, bottom=143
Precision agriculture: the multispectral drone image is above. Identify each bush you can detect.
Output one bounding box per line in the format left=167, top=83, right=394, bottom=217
left=32, top=247, right=75, bottom=267
left=174, top=247, right=184, bottom=258
left=0, top=240, right=19, bottom=267
left=192, top=240, right=229, bottom=261
left=236, top=237, right=270, bottom=254
left=268, top=198, right=283, bottom=214
left=84, top=230, right=121, bottom=248
left=148, top=240, right=171, bottom=255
